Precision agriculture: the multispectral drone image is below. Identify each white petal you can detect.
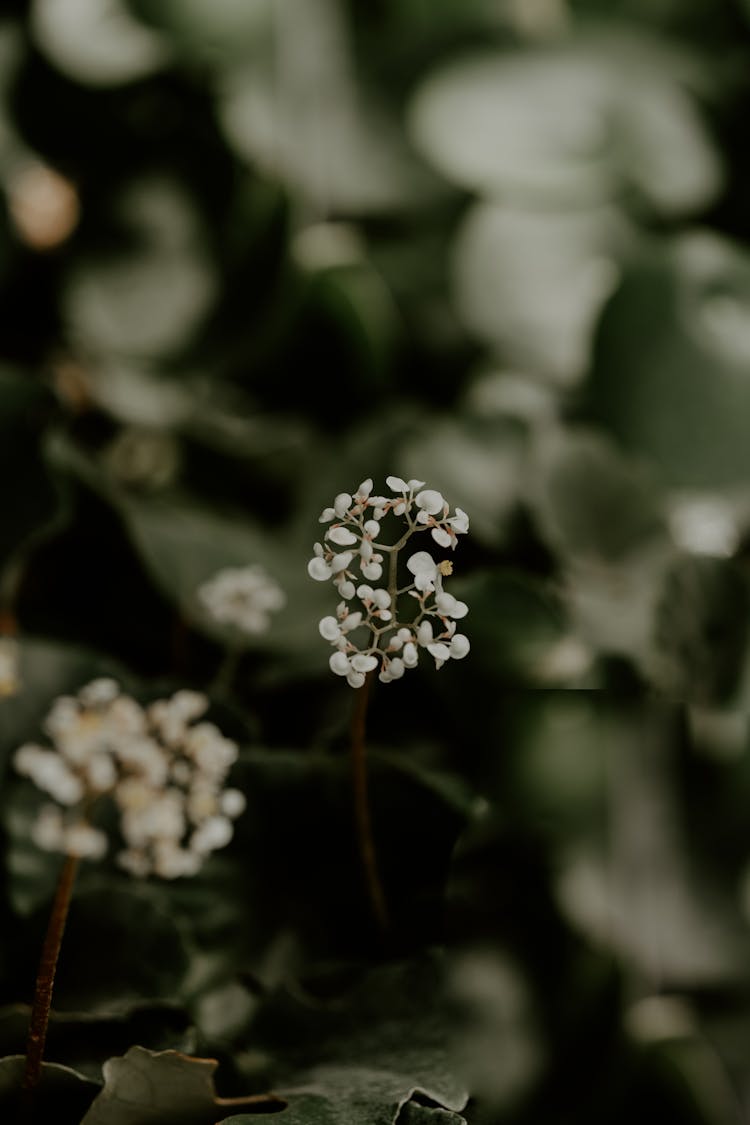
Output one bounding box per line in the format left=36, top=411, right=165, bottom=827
left=338, top=580, right=356, bottom=599
left=327, top=525, right=358, bottom=546
left=351, top=653, right=378, bottom=673
left=388, top=635, right=404, bottom=651
left=431, top=527, right=453, bottom=549
left=449, top=508, right=470, bottom=533
left=450, top=634, right=471, bottom=659
left=435, top=592, right=457, bottom=615
left=356, top=584, right=374, bottom=600
left=407, top=550, right=437, bottom=575
left=403, top=642, right=419, bottom=667
left=373, top=589, right=391, bottom=609
left=427, top=642, right=451, bottom=667
left=378, top=609, right=392, bottom=622
left=319, top=507, right=336, bottom=522
left=341, top=611, right=363, bottom=632
left=329, top=651, right=351, bottom=676
left=334, top=492, right=352, bottom=518
left=364, top=519, right=380, bottom=537
left=393, top=502, right=406, bottom=516
left=416, top=510, right=430, bottom=524
left=415, top=489, right=444, bottom=515
left=347, top=671, right=366, bottom=689
left=357, top=478, right=373, bottom=497
left=386, top=475, right=409, bottom=492
left=319, top=616, right=340, bottom=641
left=373, top=507, right=386, bottom=521
left=361, top=561, right=383, bottom=580
left=388, top=657, right=405, bottom=679
left=331, top=551, right=354, bottom=574
left=407, top=479, right=426, bottom=490
left=417, top=620, right=434, bottom=646
left=359, top=539, right=374, bottom=561
left=308, top=557, right=332, bottom=581
left=451, top=600, right=469, bottom=619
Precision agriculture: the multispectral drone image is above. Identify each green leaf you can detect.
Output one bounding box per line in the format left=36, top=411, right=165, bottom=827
left=529, top=428, right=666, bottom=562
left=62, top=178, right=216, bottom=361
left=32, top=0, right=171, bottom=85
left=451, top=201, right=627, bottom=384
left=0, top=1054, right=99, bottom=1123
left=49, top=883, right=193, bottom=1015
left=234, top=957, right=468, bottom=1125
left=585, top=231, right=750, bottom=487
left=0, top=368, right=62, bottom=569
left=118, top=492, right=330, bottom=656
left=408, top=36, right=720, bottom=213
left=396, top=1102, right=467, bottom=1125
left=454, top=571, right=567, bottom=681
left=81, top=1046, right=278, bottom=1124
left=651, top=554, right=750, bottom=706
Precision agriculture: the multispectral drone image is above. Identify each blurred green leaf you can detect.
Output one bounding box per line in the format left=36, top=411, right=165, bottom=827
left=62, top=178, right=216, bottom=361
left=651, top=553, right=750, bottom=705
left=529, top=428, right=665, bottom=562
left=452, top=201, right=626, bottom=383
left=31, top=0, right=172, bottom=86
left=0, top=369, right=62, bottom=570
left=0, top=1054, right=99, bottom=1123
left=408, top=36, right=720, bottom=213
left=586, top=231, right=750, bottom=487
left=119, top=492, right=330, bottom=656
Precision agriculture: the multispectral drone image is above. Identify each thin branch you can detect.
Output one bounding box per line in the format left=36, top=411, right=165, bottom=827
left=22, top=854, right=79, bottom=1102
left=350, top=670, right=388, bottom=934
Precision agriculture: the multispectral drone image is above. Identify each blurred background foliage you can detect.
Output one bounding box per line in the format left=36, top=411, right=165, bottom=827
left=2, top=0, right=750, bottom=1121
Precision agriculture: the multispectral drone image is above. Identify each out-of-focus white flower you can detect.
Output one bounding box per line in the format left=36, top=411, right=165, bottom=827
left=308, top=477, right=470, bottom=687
left=197, top=564, right=286, bottom=635
left=13, top=680, right=246, bottom=878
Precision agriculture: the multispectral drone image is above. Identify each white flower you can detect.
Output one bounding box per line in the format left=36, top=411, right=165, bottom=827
left=415, top=489, right=445, bottom=515
left=327, top=525, right=358, bottom=546
left=407, top=551, right=439, bottom=593
left=197, top=564, right=285, bottom=635
left=308, top=477, right=470, bottom=687
left=14, top=680, right=247, bottom=878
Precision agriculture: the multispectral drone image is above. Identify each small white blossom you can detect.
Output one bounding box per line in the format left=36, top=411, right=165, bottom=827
left=308, top=477, right=470, bottom=687
left=13, top=681, right=247, bottom=878
left=197, top=564, right=285, bottom=635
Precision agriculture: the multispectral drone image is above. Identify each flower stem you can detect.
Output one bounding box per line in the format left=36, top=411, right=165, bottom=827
left=21, top=854, right=78, bottom=1102
left=211, top=643, right=242, bottom=698
left=350, top=670, right=388, bottom=934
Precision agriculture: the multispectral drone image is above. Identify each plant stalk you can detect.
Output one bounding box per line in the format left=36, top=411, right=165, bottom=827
left=350, top=669, right=389, bottom=933
left=22, top=854, right=79, bottom=1101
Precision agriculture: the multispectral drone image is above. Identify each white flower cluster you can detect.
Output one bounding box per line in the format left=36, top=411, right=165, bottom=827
left=197, top=564, right=286, bottom=635
left=308, top=476, right=470, bottom=687
left=13, top=679, right=246, bottom=878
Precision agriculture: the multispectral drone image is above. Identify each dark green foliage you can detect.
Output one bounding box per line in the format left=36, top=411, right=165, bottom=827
left=1, top=1, right=750, bottom=1122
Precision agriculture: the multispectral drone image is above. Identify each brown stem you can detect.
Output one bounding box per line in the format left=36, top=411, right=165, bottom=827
left=350, top=670, right=389, bottom=934
left=22, top=854, right=78, bottom=1101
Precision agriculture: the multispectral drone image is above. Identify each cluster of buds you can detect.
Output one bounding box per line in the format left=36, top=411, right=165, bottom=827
left=197, top=564, right=286, bottom=635
left=308, top=476, right=470, bottom=687
left=13, top=679, right=246, bottom=879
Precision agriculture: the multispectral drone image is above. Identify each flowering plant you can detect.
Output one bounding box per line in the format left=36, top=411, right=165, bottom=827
left=308, top=476, right=470, bottom=687
left=14, top=678, right=246, bottom=878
